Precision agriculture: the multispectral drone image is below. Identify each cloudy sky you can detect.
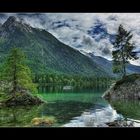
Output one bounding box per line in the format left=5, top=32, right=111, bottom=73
left=0, top=13, right=140, bottom=66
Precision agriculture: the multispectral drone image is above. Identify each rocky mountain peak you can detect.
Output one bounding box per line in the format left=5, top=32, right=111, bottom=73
left=2, top=16, right=18, bottom=28
left=1, top=16, right=33, bottom=36
left=6, top=16, right=17, bottom=23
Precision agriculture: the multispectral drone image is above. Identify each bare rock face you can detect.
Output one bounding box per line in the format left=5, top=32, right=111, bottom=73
left=0, top=16, right=32, bottom=38
left=3, top=16, right=17, bottom=25
left=103, top=74, right=140, bottom=100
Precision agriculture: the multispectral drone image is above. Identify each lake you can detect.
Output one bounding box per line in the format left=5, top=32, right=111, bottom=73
left=0, top=86, right=140, bottom=127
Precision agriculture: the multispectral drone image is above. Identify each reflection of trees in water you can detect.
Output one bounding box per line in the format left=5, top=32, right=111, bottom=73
left=0, top=91, right=106, bottom=127
left=0, top=107, right=18, bottom=124
left=38, top=84, right=109, bottom=93
left=0, top=101, right=95, bottom=126
left=0, top=105, right=45, bottom=126
left=11, top=108, right=17, bottom=123
left=37, top=77, right=112, bottom=93
left=109, top=100, right=140, bottom=120
left=40, top=101, right=95, bottom=124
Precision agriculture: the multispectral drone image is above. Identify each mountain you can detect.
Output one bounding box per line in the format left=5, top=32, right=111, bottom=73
left=0, top=16, right=109, bottom=77
left=86, top=52, right=140, bottom=77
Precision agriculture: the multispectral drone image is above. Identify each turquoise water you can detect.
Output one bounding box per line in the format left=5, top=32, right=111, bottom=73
left=0, top=87, right=107, bottom=127
left=1, top=86, right=140, bottom=127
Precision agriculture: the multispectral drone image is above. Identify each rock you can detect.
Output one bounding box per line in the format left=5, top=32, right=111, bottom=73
left=3, top=91, right=44, bottom=107
left=106, top=120, right=134, bottom=127
left=103, top=74, right=140, bottom=100
left=31, top=117, right=56, bottom=127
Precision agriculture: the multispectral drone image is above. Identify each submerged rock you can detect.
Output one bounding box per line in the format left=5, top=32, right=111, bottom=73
left=31, top=117, right=56, bottom=127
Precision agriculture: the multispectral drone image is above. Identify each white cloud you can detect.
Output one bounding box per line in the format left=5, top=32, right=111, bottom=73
left=0, top=13, right=140, bottom=65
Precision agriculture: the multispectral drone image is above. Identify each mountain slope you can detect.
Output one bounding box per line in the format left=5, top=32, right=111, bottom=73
left=86, top=52, right=140, bottom=77
left=0, top=16, right=108, bottom=77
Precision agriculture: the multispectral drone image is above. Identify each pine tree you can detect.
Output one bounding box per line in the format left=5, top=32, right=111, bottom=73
left=0, top=47, right=37, bottom=95
left=112, top=24, right=138, bottom=78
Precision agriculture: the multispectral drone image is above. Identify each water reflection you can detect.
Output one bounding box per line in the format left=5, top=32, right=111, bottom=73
left=0, top=105, right=44, bottom=127
left=63, top=103, right=123, bottom=127
left=109, top=100, right=140, bottom=120
left=38, top=85, right=107, bottom=94
left=3, top=86, right=140, bottom=127
left=0, top=93, right=106, bottom=127
left=0, top=101, right=105, bottom=127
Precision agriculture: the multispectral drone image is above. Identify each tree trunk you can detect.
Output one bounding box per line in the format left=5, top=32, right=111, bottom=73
left=122, top=64, right=126, bottom=78
left=12, top=59, right=17, bottom=95
left=121, top=46, right=126, bottom=78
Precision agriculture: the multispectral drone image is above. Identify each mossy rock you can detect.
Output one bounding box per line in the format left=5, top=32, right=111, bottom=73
left=114, top=74, right=140, bottom=90
left=31, top=116, right=56, bottom=127
left=103, top=74, right=140, bottom=100
left=3, top=91, right=44, bottom=107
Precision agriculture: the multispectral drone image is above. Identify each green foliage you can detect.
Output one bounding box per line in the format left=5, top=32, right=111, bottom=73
left=0, top=37, right=6, bottom=45
left=0, top=47, right=37, bottom=94
left=0, top=18, right=109, bottom=77
left=112, top=24, right=139, bottom=78
left=33, top=73, right=114, bottom=89
left=0, top=105, right=44, bottom=127
left=112, top=61, right=122, bottom=74
left=0, top=92, right=9, bottom=102
left=110, top=100, right=140, bottom=120
left=115, top=74, right=140, bottom=88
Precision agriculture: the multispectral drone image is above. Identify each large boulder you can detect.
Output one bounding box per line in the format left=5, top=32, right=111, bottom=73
left=3, top=90, right=44, bottom=107
left=103, top=74, right=140, bottom=100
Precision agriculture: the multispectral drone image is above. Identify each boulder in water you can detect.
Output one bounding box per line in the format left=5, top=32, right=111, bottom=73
left=3, top=90, right=44, bottom=107
left=103, top=74, right=140, bottom=100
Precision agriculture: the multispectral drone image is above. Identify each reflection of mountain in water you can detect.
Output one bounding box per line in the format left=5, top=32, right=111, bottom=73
left=63, top=104, right=123, bottom=127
